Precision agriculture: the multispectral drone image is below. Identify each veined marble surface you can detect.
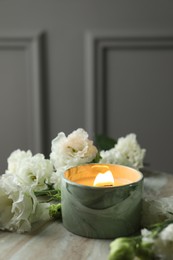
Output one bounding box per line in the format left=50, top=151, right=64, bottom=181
left=1, top=169, right=173, bottom=260
left=0, top=221, right=110, bottom=260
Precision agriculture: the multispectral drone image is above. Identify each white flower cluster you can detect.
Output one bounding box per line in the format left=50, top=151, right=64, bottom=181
left=109, top=220, right=173, bottom=259
left=156, top=223, right=173, bottom=259
left=0, top=128, right=98, bottom=232
left=0, top=128, right=146, bottom=233
left=6, top=149, right=53, bottom=191
left=0, top=150, right=53, bottom=233
left=50, top=128, right=98, bottom=189
left=142, top=196, right=173, bottom=227
left=100, top=133, right=146, bottom=170
left=141, top=223, right=173, bottom=259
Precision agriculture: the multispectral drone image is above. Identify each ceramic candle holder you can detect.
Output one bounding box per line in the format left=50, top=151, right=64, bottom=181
left=61, top=164, right=143, bottom=239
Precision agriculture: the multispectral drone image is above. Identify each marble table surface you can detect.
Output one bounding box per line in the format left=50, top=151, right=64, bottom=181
left=1, top=169, right=173, bottom=260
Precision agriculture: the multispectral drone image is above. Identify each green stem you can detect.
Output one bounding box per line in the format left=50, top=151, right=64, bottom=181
left=35, top=189, right=61, bottom=201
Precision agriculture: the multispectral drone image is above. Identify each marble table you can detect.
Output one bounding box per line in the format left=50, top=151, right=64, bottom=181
left=1, top=169, right=173, bottom=260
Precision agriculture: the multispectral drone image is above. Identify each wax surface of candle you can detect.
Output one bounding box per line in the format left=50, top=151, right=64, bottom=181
left=75, top=170, right=132, bottom=187
left=65, top=164, right=141, bottom=187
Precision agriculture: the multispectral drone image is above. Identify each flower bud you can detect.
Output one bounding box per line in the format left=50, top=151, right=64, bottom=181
left=109, top=237, right=136, bottom=260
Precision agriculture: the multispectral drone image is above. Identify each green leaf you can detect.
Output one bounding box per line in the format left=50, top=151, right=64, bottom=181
left=95, top=134, right=116, bottom=151
left=92, top=152, right=102, bottom=163
left=49, top=203, right=62, bottom=220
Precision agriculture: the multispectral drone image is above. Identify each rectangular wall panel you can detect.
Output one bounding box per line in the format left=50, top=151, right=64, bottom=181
left=85, top=32, right=173, bottom=173
left=0, top=33, right=44, bottom=173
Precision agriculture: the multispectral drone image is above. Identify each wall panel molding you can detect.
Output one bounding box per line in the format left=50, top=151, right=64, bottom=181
left=0, top=32, right=45, bottom=154
left=85, top=31, right=173, bottom=137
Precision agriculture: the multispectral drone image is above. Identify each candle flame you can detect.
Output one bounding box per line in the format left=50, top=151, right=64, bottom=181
left=93, top=170, right=114, bottom=187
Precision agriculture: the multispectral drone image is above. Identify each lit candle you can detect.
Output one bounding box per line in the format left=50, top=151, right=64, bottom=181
left=93, top=170, right=114, bottom=187
left=65, top=164, right=141, bottom=187
left=93, top=170, right=133, bottom=187
left=62, top=164, right=143, bottom=239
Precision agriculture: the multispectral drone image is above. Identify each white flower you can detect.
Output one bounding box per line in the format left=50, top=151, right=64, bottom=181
left=142, top=196, right=173, bottom=227
left=30, top=202, right=50, bottom=224
left=155, top=224, right=173, bottom=259
left=6, top=149, right=32, bottom=174
left=6, top=150, right=53, bottom=191
left=143, top=176, right=168, bottom=197
left=100, top=133, right=146, bottom=170
left=141, top=228, right=154, bottom=244
left=50, top=128, right=98, bottom=170
left=99, top=148, right=118, bottom=164
left=0, top=173, right=49, bottom=233
left=159, top=223, right=173, bottom=242
left=50, top=167, right=66, bottom=190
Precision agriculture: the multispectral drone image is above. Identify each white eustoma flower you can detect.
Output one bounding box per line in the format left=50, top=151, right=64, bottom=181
left=99, top=147, right=117, bottom=164
left=142, top=196, right=173, bottom=227
left=16, top=153, right=53, bottom=191
left=159, top=223, right=173, bottom=242
left=6, top=150, right=53, bottom=191
left=155, top=224, right=173, bottom=259
left=30, top=202, right=50, bottom=224
left=50, top=128, right=98, bottom=170
left=100, top=133, right=146, bottom=170
left=0, top=173, right=49, bottom=233
left=141, top=228, right=154, bottom=244
left=50, top=167, right=66, bottom=190
left=114, top=133, right=146, bottom=169
left=6, top=149, right=32, bottom=174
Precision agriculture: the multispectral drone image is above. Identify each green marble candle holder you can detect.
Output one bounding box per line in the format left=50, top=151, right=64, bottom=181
left=61, top=164, right=143, bottom=239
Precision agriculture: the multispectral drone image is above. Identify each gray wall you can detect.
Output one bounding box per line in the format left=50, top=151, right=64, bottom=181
left=0, top=0, right=173, bottom=173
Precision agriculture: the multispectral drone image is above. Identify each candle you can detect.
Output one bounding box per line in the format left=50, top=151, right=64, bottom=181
left=62, top=164, right=143, bottom=239
left=64, top=164, right=141, bottom=187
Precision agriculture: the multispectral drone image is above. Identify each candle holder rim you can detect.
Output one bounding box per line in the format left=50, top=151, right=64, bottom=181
left=62, top=163, right=144, bottom=189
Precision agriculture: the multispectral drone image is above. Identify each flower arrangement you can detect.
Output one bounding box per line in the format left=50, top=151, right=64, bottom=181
left=0, top=128, right=173, bottom=259
left=109, top=220, right=173, bottom=260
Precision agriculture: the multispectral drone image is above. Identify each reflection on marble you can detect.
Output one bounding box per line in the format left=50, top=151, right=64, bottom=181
left=62, top=178, right=143, bottom=239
